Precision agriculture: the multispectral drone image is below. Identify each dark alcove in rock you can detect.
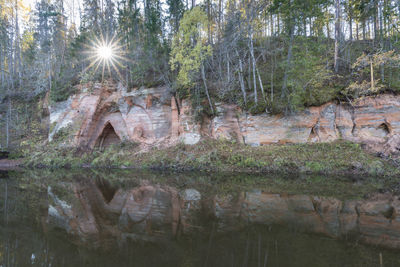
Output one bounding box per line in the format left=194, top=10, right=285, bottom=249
left=95, top=122, right=121, bottom=148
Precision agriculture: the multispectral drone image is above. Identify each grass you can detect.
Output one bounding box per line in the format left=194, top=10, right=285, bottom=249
left=24, top=139, right=400, bottom=177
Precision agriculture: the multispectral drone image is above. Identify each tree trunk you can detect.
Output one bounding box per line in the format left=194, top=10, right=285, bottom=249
left=271, top=52, right=275, bottom=103
left=270, top=13, right=273, bottom=36
left=249, top=28, right=257, bottom=104
left=0, top=48, right=4, bottom=85
left=373, top=3, right=378, bottom=40
left=206, top=0, right=212, bottom=44
left=326, top=6, right=330, bottom=39
left=356, top=22, right=359, bottom=40
left=236, top=49, right=247, bottom=105
left=334, top=0, right=341, bottom=73
left=362, top=20, right=366, bottom=40
left=256, top=68, right=266, bottom=104
left=15, top=0, right=22, bottom=87
left=370, top=57, right=375, bottom=90
left=349, top=15, right=353, bottom=41
left=6, top=98, right=11, bottom=148
left=281, top=25, right=294, bottom=99
left=201, top=63, right=214, bottom=114
left=226, top=52, right=230, bottom=83
left=379, top=1, right=383, bottom=41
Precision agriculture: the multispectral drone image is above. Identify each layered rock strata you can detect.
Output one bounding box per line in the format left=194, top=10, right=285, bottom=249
left=49, top=82, right=400, bottom=156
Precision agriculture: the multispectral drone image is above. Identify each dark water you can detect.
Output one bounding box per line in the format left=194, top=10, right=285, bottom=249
left=0, top=169, right=399, bottom=267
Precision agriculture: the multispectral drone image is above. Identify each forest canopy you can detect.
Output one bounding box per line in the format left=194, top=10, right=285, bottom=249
left=1, top=0, right=400, bottom=146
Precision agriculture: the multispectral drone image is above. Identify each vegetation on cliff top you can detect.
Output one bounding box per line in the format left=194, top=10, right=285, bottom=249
left=24, top=139, right=399, bottom=177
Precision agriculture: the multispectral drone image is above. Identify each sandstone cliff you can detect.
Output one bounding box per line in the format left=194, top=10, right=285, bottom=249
left=48, top=81, right=400, bottom=157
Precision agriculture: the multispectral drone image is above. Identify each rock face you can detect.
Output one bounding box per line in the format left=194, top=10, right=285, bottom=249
left=49, top=81, right=400, bottom=155
left=47, top=178, right=400, bottom=250
left=49, top=81, right=177, bottom=148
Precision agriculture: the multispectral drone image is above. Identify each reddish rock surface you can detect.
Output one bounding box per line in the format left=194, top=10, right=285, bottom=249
left=49, top=81, right=400, bottom=156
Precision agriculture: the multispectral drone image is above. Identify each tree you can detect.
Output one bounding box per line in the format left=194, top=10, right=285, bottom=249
left=334, top=0, right=341, bottom=73
left=167, top=0, right=185, bottom=34
left=170, top=7, right=213, bottom=113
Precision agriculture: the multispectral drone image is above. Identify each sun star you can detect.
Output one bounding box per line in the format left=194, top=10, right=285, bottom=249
left=83, top=32, right=129, bottom=82
left=97, top=45, right=113, bottom=60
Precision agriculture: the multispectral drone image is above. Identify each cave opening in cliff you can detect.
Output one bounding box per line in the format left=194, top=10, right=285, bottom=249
left=378, top=123, right=391, bottom=136
left=95, top=122, right=121, bottom=148
left=308, top=126, right=318, bottom=142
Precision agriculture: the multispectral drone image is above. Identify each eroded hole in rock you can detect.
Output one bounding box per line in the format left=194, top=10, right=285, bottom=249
left=95, top=122, right=121, bottom=148
left=378, top=123, right=390, bottom=136
left=383, top=206, right=395, bottom=220
left=308, top=126, right=318, bottom=142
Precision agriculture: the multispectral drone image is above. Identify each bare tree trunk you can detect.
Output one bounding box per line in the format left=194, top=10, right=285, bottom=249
left=373, top=1, right=378, bottom=40
left=226, top=51, right=230, bottom=83
left=334, top=0, right=341, bottom=73
left=15, top=0, right=22, bottom=87
left=48, top=54, right=52, bottom=91
left=218, top=0, right=222, bottom=41
left=270, top=13, right=273, bottom=36
left=277, top=13, right=280, bottom=34
left=379, top=1, right=383, bottom=41
left=6, top=98, right=11, bottom=148
left=281, top=26, right=294, bottom=99
left=326, top=6, right=330, bottom=39
left=256, top=68, right=266, bottom=104
left=349, top=14, right=353, bottom=41
left=271, top=54, right=274, bottom=103
left=367, top=19, right=371, bottom=39
left=356, top=22, right=359, bottom=40
left=362, top=20, right=366, bottom=40
left=236, top=49, right=247, bottom=105
left=201, top=63, right=214, bottom=114
left=0, top=48, right=4, bottom=85
left=249, top=28, right=257, bottom=104
left=370, top=57, right=375, bottom=90
left=206, top=0, right=212, bottom=44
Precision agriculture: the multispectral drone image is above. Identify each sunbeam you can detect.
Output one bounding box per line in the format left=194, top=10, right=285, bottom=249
left=83, top=32, right=129, bottom=83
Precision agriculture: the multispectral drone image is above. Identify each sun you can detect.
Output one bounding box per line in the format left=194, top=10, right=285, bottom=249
left=83, top=32, right=128, bottom=82
left=97, top=45, right=113, bottom=60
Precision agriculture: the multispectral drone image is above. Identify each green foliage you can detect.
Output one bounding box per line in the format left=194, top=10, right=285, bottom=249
left=344, top=50, right=400, bottom=98
left=170, top=7, right=212, bottom=89
left=50, top=80, right=77, bottom=103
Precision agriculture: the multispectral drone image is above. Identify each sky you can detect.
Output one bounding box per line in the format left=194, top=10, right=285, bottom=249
left=21, top=0, right=83, bottom=29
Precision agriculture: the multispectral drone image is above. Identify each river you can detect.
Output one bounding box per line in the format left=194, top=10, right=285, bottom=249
left=0, top=169, right=399, bottom=266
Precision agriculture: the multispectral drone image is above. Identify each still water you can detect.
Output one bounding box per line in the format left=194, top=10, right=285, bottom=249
left=0, top=169, right=399, bottom=267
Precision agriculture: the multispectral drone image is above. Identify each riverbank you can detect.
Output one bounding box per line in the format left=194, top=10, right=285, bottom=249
left=23, top=139, right=400, bottom=176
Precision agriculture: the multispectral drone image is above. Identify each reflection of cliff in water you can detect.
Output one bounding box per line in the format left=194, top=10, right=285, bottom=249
left=45, top=176, right=400, bottom=251
left=1, top=171, right=400, bottom=266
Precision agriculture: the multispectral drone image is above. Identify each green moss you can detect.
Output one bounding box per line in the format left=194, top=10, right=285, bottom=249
left=23, top=138, right=400, bottom=178
left=51, top=125, right=73, bottom=143
left=49, top=122, right=57, bottom=134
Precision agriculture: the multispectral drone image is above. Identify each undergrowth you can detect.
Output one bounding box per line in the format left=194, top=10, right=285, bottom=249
left=24, top=139, right=400, bottom=176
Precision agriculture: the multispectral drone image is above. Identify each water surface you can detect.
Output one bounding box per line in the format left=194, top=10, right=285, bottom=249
left=0, top=169, right=399, bottom=267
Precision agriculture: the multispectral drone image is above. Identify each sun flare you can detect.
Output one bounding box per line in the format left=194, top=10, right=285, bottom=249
left=83, top=33, right=129, bottom=82
left=97, top=46, right=113, bottom=60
